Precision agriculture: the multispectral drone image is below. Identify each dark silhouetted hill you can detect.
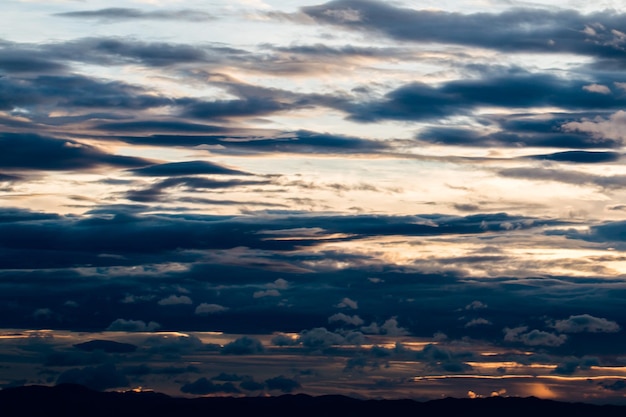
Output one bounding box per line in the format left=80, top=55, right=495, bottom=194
left=1, top=384, right=625, bottom=417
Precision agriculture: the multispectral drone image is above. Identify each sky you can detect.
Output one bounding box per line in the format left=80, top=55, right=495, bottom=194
left=2, top=0, right=626, bottom=405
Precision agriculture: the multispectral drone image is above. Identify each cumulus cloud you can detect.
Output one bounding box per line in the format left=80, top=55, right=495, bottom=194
left=106, top=319, right=161, bottom=332
left=562, top=110, right=626, bottom=143
left=465, top=318, right=492, bottom=327
left=253, top=289, right=281, bottom=298
left=583, top=84, right=612, bottom=94
left=552, top=314, right=621, bottom=333
left=328, top=313, right=364, bottom=326
left=361, top=317, right=410, bottom=336
left=298, top=327, right=346, bottom=349
left=157, top=295, right=193, bottom=306
left=465, top=301, right=487, bottom=310
left=336, top=297, right=358, bottom=309
left=195, top=303, right=229, bottom=315
left=56, top=363, right=128, bottom=391
left=503, top=326, right=567, bottom=347
left=221, top=337, right=265, bottom=355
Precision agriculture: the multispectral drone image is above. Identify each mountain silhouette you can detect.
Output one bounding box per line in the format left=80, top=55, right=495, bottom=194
left=1, top=384, right=625, bottom=417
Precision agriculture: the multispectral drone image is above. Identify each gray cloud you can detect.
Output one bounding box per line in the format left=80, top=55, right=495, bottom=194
left=180, top=377, right=241, bottom=395
left=55, top=8, right=214, bottom=23
left=300, top=1, right=626, bottom=61
left=552, top=314, right=621, bottom=333
left=129, top=161, right=251, bottom=177
left=56, top=363, right=129, bottom=391
left=0, top=133, right=150, bottom=171
left=106, top=319, right=161, bottom=332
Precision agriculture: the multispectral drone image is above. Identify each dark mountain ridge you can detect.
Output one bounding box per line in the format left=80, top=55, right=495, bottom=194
left=1, top=383, right=625, bottom=417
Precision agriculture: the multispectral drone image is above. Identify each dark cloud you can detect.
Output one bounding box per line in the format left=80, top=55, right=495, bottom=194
left=129, top=161, right=251, bottom=177
left=300, top=1, right=626, bottom=60
left=498, top=167, right=626, bottom=189
left=56, top=363, right=129, bottom=391
left=180, top=377, right=241, bottom=395
left=124, top=176, right=272, bottom=203
left=264, top=375, right=300, bottom=393
left=122, top=364, right=200, bottom=376
left=0, top=74, right=173, bottom=113
left=73, top=340, right=138, bottom=353
left=526, top=151, right=622, bottom=163
left=418, top=116, right=622, bottom=149
left=346, top=70, right=626, bottom=123
left=106, top=319, right=161, bottom=332
left=552, top=356, right=599, bottom=375
left=0, top=49, right=67, bottom=74
left=221, top=337, right=265, bottom=355
left=0, top=208, right=559, bottom=270
left=239, top=378, right=265, bottom=391
left=552, top=315, right=621, bottom=333
left=55, top=8, right=214, bottom=22
left=0, top=133, right=150, bottom=171
left=117, top=129, right=388, bottom=155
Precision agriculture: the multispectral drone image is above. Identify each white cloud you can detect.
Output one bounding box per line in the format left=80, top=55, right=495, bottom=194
left=337, top=297, right=358, bottom=309
left=582, top=84, right=611, bottom=94
left=562, top=110, right=626, bottom=142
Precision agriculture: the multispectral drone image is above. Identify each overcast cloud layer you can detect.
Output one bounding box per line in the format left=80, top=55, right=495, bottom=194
left=2, top=0, right=626, bottom=405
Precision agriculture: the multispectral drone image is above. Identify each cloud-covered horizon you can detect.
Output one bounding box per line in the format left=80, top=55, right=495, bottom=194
left=1, top=0, right=626, bottom=405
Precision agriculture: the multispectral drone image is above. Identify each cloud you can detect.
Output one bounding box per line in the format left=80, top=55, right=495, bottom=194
left=562, top=110, right=626, bottom=143
left=337, top=297, right=358, bottom=309
left=361, top=317, right=410, bottom=336
left=498, top=167, right=626, bottom=189
left=552, top=314, right=621, bottom=333
left=106, top=319, right=161, bottom=332
left=144, top=334, right=206, bottom=354
left=73, top=340, right=137, bottom=353
left=253, top=289, right=281, bottom=298
left=345, top=70, right=626, bottom=123
left=298, top=327, right=346, bottom=350
left=129, top=161, right=251, bottom=177
left=56, top=363, right=128, bottom=391
left=180, top=377, right=240, bottom=395
left=527, top=151, right=622, bottom=164
left=221, top=337, right=265, bottom=355
left=0, top=73, right=173, bottom=113
left=55, top=8, right=214, bottom=22
left=465, top=318, right=492, bottom=327
left=552, top=356, right=600, bottom=375
left=583, top=84, right=612, bottom=94
left=265, top=375, right=300, bottom=393
left=300, top=1, right=626, bottom=61
left=157, top=295, right=193, bottom=306
left=0, top=133, right=150, bottom=171
left=328, top=313, right=364, bottom=326
left=503, top=326, right=567, bottom=347
left=465, top=301, right=487, bottom=310
left=195, top=303, right=229, bottom=315
left=124, top=176, right=270, bottom=203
